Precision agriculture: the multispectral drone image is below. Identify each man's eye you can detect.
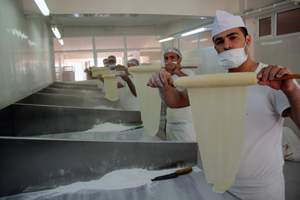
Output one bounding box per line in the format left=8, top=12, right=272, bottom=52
left=230, top=36, right=237, bottom=40
left=216, top=40, right=223, bottom=45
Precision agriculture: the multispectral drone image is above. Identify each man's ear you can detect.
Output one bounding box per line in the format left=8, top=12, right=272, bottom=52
left=178, top=57, right=182, bottom=63
left=246, top=34, right=252, bottom=46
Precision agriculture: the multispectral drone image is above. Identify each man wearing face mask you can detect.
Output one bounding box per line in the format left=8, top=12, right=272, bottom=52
left=148, top=10, right=300, bottom=200
left=157, top=47, right=197, bottom=142
left=103, top=58, right=109, bottom=67
left=105, top=55, right=126, bottom=88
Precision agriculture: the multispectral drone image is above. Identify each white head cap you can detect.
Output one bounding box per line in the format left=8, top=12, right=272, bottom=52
left=107, top=55, right=116, bottom=61
left=127, top=58, right=139, bottom=66
left=164, top=47, right=182, bottom=58
left=212, top=10, right=245, bottom=38
left=103, top=58, right=108, bottom=64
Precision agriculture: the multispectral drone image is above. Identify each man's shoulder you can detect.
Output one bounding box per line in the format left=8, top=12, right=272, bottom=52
left=180, top=69, right=195, bottom=76
left=254, top=63, right=268, bottom=73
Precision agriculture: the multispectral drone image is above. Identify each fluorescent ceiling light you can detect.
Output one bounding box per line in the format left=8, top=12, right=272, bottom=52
left=181, top=27, right=206, bottom=37
left=51, top=26, right=61, bottom=38
left=159, top=37, right=174, bottom=43
left=58, top=39, right=64, bottom=45
left=34, top=0, right=50, bottom=16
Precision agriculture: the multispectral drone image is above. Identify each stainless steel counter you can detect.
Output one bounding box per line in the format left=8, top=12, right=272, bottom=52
left=16, top=93, right=119, bottom=108
left=0, top=137, right=198, bottom=198
left=37, top=87, right=105, bottom=97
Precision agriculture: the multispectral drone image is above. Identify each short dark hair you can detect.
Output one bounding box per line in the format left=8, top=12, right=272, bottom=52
left=212, top=27, right=248, bottom=42
left=240, top=27, right=248, bottom=38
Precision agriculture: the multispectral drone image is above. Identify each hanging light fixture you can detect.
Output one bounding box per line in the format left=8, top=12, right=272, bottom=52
left=181, top=27, right=206, bottom=37
left=58, top=39, right=64, bottom=45
left=51, top=25, right=61, bottom=39
left=159, top=37, right=175, bottom=43
left=34, top=0, right=50, bottom=16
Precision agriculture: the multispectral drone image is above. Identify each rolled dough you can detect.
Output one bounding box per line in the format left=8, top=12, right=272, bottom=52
left=174, top=72, right=257, bottom=193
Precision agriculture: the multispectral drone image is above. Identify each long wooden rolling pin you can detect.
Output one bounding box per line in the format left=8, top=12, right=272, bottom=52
left=170, top=73, right=300, bottom=88
left=117, top=66, right=198, bottom=71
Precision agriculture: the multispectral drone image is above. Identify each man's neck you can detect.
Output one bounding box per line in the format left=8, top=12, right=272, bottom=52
left=228, top=58, right=259, bottom=73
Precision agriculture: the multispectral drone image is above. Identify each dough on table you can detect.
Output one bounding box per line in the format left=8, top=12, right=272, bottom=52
left=102, top=74, right=118, bottom=101
left=128, top=66, right=162, bottom=136
left=174, top=72, right=258, bottom=193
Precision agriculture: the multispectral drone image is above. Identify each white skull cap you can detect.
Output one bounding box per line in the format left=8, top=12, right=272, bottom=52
left=127, top=58, right=139, bottom=66
left=107, top=55, right=116, bottom=61
left=164, top=47, right=182, bottom=58
left=212, top=10, right=245, bottom=37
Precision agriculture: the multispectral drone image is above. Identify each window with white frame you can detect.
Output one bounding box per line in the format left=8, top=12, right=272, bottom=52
left=277, top=8, right=300, bottom=36
left=259, top=17, right=272, bottom=37
left=257, top=7, right=300, bottom=38
left=53, top=36, right=162, bottom=81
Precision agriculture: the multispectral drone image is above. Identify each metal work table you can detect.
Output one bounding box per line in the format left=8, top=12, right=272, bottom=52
left=0, top=167, right=239, bottom=200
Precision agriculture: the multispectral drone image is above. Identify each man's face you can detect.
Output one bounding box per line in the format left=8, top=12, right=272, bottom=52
left=164, top=52, right=181, bottom=64
left=108, top=60, right=116, bottom=65
left=213, top=27, right=249, bottom=54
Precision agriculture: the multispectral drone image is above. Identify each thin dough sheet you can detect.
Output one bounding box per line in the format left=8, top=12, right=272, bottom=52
left=104, top=76, right=118, bottom=101
left=188, top=86, right=247, bottom=193
left=131, top=72, right=161, bottom=136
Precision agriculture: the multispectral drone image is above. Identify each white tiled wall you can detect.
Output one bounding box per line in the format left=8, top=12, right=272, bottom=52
left=254, top=34, right=300, bottom=137
left=0, top=0, right=54, bottom=109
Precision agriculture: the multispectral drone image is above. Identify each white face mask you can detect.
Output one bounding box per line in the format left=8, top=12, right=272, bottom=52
left=163, top=60, right=179, bottom=67
left=109, top=64, right=115, bottom=68
left=218, top=42, right=248, bottom=69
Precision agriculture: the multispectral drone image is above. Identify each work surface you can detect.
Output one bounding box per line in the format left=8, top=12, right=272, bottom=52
left=0, top=167, right=239, bottom=200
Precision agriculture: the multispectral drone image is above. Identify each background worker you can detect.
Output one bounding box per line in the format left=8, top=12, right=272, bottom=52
left=152, top=47, right=197, bottom=142
left=118, top=58, right=140, bottom=110
left=103, top=58, right=109, bottom=67
left=147, top=10, right=300, bottom=200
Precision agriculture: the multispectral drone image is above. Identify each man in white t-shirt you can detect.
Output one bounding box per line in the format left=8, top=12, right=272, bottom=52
left=118, top=58, right=140, bottom=111
left=147, top=10, right=300, bottom=200
left=158, top=47, right=197, bottom=142
left=97, top=55, right=126, bottom=100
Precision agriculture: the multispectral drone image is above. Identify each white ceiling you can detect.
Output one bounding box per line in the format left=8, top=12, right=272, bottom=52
left=48, top=14, right=211, bottom=27
left=23, top=0, right=216, bottom=28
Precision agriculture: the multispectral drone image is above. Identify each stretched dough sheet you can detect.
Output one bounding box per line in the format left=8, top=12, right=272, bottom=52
left=103, top=75, right=118, bottom=101
left=174, top=73, right=256, bottom=193
left=129, top=66, right=162, bottom=136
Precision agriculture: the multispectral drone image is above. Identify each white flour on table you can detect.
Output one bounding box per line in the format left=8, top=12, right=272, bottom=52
left=85, top=122, right=138, bottom=132
left=94, top=105, right=122, bottom=110
left=0, top=167, right=200, bottom=200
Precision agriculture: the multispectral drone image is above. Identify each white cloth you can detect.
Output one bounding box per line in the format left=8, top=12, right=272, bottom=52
left=228, top=63, right=291, bottom=200
left=166, top=69, right=197, bottom=142
left=212, top=10, right=245, bottom=37
left=282, top=126, right=300, bottom=161
left=122, top=76, right=140, bottom=111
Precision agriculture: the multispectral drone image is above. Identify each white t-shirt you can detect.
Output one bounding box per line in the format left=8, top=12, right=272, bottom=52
left=110, top=69, right=126, bottom=103
left=166, top=69, right=195, bottom=123
left=166, top=69, right=197, bottom=142
left=122, top=76, right=140, bottom=111
left=229, top=63, right=291, bottom=198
